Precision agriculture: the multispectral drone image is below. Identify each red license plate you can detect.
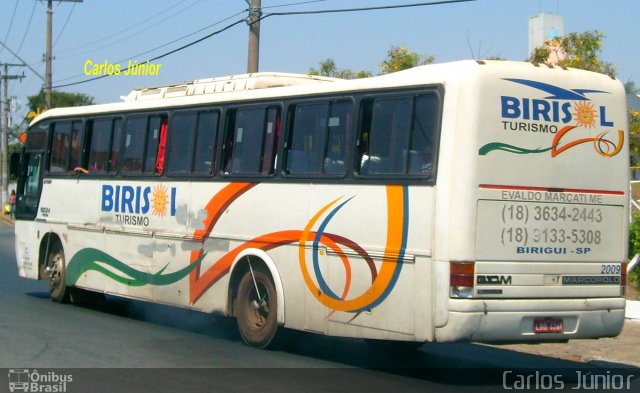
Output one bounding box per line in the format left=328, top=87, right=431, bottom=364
left=534, top=318, right=564, bottom=333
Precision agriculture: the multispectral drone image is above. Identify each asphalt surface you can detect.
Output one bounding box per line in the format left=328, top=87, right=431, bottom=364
left=0, top=219, right=638, bottom=392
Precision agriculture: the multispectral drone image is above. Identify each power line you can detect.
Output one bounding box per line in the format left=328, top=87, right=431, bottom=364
left=55, top=0, right=192, bottom=54
left=8, top=1, right=38, bottom=97
left=56, top=0, right=205, bottom=58
left=10, top=1, right=37, bottom=62
left=259, top=0, right=478, bottom=19
left=261, top=0, right=327, bottom=10
left=53, top=3, right=77, bottom=48
left=118, top=9, right=247, bottom=64
left=52, top=18, right=247, bottom=88
left=52, top=0, right=479, bottom=88
left=0, top=40, right=44, bottom=81
left=0, top=0, right=20, bottom=59
left=55, top=9, right=247, bottom=84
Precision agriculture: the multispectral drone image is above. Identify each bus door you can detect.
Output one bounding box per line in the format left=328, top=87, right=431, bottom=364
left=15, top=122, right=49, bottom=220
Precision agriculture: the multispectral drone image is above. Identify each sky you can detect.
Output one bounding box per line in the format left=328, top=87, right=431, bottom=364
left=0, top=0, right=638, bottom=127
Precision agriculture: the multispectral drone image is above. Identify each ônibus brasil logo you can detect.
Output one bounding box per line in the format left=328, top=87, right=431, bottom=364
left=479, top=78, right=624, bottom=158
left=8, top=369, right=72, bottom=392
left=101, top=183, right=177, bottom=227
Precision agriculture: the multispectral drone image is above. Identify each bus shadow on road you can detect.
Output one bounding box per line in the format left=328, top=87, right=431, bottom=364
left=288, top=333, right=640, bottom=387
left=26, top=290, right=242, bottom=342
left=25, top=290, right=640, bottom=388
left=25, top=291, right=50, bottom=299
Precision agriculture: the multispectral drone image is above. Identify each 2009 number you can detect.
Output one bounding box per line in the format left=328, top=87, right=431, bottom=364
left=601, top=264, right=621, bottom=274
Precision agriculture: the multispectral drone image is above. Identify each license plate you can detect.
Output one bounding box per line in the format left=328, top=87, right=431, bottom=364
left=533, top=318, right=564, bottom=334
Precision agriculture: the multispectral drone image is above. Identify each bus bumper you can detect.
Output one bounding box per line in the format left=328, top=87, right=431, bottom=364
left=435, top=298, right=625, bottom=343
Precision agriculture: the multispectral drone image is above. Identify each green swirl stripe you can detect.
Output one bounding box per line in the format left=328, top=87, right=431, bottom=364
left=66, top=248, right=205, bottom=287
left=479, top=142, right=553, bottom=156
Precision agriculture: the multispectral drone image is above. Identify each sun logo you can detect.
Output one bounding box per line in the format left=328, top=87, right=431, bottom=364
left=573, top=101, right=598, bottom=128
left=151, top=184, right=169, bottom=217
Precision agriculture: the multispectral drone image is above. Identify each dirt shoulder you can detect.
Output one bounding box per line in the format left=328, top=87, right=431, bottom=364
left=489, top=320, right=640, bottom=367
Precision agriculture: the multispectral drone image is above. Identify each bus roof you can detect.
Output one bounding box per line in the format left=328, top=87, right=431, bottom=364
left=121, top=72, right=342, bottom=102
left=29, top=60, right=620, bottom=126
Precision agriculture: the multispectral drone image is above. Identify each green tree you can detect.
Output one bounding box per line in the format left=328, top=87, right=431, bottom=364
left=530, top=30, right=616, bottom=78
left=380, top=46, right=434, bottom=74
left=27, top=90, right=95, bottom=117
left=308, top=58, right=338, bottom=77
left=627, top=81, right=640, bottom=161
left=630, top=108, right=640, bottom=164
left=308, top=58, right=372, bottom=79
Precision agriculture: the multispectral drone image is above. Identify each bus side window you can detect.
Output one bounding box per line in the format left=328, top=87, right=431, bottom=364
left=409, top=94, right=440, bottom=175
left=121, top=116, right=147, bottom=173
left=357, top=102, right=373, bottom=175
left=49, top=121, right=72, bottom=173
left=108, top=119, right=123, bottom=174
left=121, top=114, right=166, bottom=175
left=144, top=115, right=167, bottom=174
left=167, top=112, right=197, bottom=174
left=69, top=120, right=85, bottom=171
left=168, top=110, right=220, bottom=176
left=87, top=118, right=113, bottom=173
left=285, top=103, right=328, bottom=175
left=285, top=100, right=350, bottom=176
left=358, top=94, right=438, bottom=177
left=193, top=111, right=219, bottom=175
left=371, top=97, right=411, bottom=174
left=323, top=101, right=350, bottom=175
left=223, top=106, right=278, bottom=176
left=261, top=107, right=280, bottom=175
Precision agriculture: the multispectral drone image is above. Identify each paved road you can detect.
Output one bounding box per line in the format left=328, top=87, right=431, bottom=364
left=0, top=221, right=637, bottom=392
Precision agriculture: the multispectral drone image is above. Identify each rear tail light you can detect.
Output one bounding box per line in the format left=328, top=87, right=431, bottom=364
left=621, top=262, right=627, bottom=296
left=450, top=261, right=475, bottom=298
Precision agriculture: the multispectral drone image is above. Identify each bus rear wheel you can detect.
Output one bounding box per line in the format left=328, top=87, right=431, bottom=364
left=45, top=243, right=70, bottom=303
left=235, top=267, right=279, bottom=348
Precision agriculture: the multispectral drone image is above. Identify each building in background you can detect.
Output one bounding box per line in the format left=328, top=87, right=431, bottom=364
left=528, top=13, right=564, bottom=59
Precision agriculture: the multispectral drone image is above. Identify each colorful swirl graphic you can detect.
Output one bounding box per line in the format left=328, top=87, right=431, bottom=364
left=67, top=248, right=206, bottom=287
left=70, top=182, right=409, bottom=313
left=298, top=185, right=408, bottom=313
left=480, top=126, right=625, bottom=158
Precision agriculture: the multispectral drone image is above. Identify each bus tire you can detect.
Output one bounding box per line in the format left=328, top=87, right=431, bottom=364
left=45, top=242, right=70, bottom=303
left=235, top=267, right=279, bottom=349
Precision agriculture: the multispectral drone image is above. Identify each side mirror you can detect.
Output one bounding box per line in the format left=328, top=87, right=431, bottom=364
left=9, top=152, right=21, bottom=181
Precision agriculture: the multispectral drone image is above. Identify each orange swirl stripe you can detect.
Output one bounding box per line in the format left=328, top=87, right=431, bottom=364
left=298, top=185, right=405, bottom=312
left=552, top=126, right=624, bottom=158
left=188, top=183, right=383, bottom=306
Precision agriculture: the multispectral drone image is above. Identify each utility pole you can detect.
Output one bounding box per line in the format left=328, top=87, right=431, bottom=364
left=45, top=0, right=53, bottom=109
left=44, top=0, right=83, bottom=110
left=0, top=63, right=25, bottom=207
left=246, top=0, right=261, bottom=73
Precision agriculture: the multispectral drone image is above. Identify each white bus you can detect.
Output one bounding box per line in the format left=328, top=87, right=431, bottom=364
left=13, top=60, right=629, bottom=348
